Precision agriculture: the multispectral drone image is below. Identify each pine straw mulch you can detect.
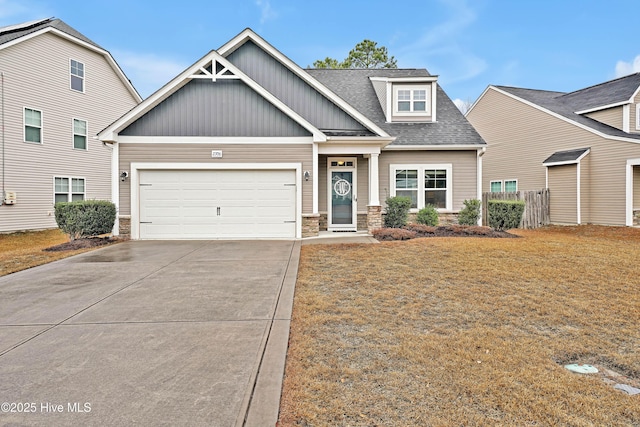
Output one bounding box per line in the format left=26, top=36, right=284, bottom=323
left=279, top=225, right=640, bottom=426
left=373, top=224, right=517, bottom=241
left=0, top=229, right=120, bottom=276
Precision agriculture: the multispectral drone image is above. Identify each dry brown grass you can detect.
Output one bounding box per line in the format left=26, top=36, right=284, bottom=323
left=279, top=225, right=640, bottom=426
left=0, top=229, right=113, bottom=276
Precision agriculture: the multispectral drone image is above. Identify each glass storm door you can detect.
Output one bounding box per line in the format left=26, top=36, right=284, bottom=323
left=328, top=158, right=357, bottom=231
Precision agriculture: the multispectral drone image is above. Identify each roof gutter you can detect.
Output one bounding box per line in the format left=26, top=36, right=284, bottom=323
left=383, top=144, right=486, bottom=151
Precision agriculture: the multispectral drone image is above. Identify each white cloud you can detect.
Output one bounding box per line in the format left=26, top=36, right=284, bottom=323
left=255, top=0, right=277, bottom=25
left=453, top=98, right=473, bottom=114
left=112, top=50, right=188, bottom=99
left=615, top=55, right=640, bottom=78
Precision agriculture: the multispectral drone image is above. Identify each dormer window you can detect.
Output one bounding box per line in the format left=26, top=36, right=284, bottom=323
left=394, top=85, right=430, bottom=116
left=397, top=89, right=427, bottom=113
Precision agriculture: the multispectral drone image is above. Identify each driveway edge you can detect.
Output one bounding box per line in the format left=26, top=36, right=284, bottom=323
left=242, top=240, right=300, bottom=427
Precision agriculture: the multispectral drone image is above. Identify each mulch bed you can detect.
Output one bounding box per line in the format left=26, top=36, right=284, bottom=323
left=373, top=224, right=518, bottom=241
left=43, top=237, right=117, bottom=252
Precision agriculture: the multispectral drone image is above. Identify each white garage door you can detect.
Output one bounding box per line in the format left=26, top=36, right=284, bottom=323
left=139, top=170, right=297, bottom=239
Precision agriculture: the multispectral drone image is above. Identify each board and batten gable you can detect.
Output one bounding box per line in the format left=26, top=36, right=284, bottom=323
left=120, top=79, right=311, bottom=137
left=0, top=31, right=140, bottom=232
left=467, top=86, right=640, bottom=226
left=225, top=40, right=371, bottom=134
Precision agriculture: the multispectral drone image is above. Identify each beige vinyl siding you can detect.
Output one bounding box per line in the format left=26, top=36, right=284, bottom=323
left=118, top=143, right=312, bottom=216
left=584, top=106, right=624, bottom=131
left=317, top=155, right=369, bottom=214
left=548, top=164, right=578, bottom=224
left=633, top=95, right=640, bottom=133
left=634, top=165, right=640, bottom=210
left=0, top=32, right=139, bottom=232
left=378, top=150, right=477, bottom=211
left=467, top=87, right=640, bottom=226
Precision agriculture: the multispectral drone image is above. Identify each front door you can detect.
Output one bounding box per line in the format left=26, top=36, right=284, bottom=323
left=328, top=158, right=357, bottom=231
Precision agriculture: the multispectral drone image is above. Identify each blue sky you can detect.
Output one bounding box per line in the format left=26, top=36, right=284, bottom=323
left=2, top=0, right=639, bottom=107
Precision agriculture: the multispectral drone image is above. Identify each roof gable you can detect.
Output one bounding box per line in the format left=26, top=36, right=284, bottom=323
left=0, top=18, right=140, bottom=102
left=99, top=49, right=326, bottom=142
left=218, top=29, right=390, bottom=138
left=543, top=147, right=590, bottom=166
left=561, top=73, right=640, bottom=113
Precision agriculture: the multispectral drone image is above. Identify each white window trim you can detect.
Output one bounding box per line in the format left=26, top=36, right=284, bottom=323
left=393, top=84, right=431, bottom=116
left=53, top=176, right=86, bottom=204
left=23, top=107, right=43, bottom=144
left=504, top=179, right=518, bottom=192
left=70, top=58, right=85, bottom=93
left=490, top=180, right=503, bottom=192
left=636, top=104, right=640, bottom=130
left=73, top=118, right=88, bottom=150
left=390, top=164, right=453, bottom=211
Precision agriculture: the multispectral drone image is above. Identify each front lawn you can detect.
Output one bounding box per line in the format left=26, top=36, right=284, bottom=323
left=279, top=225, right=640, bottom=426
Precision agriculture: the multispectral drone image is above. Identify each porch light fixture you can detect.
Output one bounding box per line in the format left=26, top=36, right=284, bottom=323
left=120, top=171, right=128, bottom=182
left=304, top=171, right=311, bottom=181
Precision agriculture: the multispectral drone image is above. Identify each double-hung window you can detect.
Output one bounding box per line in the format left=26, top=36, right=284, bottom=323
left=490, top=181, right=503, bottom=192
left=391, top=164, right=452, bottom=210
left=73, top=119, right=87, bottom=150
left=70, top=59, right=84, bottom=92
left=394, top=85, right=430, bottom=115
left=54, top=177, right=85, bottom=203
left=24, top=108, right=42, bottom=143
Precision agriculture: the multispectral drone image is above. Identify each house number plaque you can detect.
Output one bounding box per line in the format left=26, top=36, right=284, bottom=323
left=211, top=150, right=223, bottom=158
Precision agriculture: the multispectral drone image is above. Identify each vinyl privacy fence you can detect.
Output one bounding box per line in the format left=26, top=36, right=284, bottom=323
left=482, top=189, right=550, bottom=229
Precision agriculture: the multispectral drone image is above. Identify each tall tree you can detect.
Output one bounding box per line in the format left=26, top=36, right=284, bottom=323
left=312, top=39, right=397, bottom=69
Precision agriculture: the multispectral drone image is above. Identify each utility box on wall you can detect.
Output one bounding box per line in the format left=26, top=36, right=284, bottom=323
left=3, top=191, right=16, bottom=205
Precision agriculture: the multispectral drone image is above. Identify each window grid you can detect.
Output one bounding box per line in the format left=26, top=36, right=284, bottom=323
left=54, top=177, right=85, bottom=204
left=70, top=59, right=84, bottom=92
left=73, top=119, right=87, bottom=150
left=391, top=165, right=451, bottom=211
left=24, top=108, right=42, bottom=143
left=504, top=180, right=517, bottom=192
left=490, top=181, right=503, bottom=192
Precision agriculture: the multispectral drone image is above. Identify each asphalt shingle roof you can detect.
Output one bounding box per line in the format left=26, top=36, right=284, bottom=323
left=542, top=147, right=590, bottom=164
left=559, top=72, right=640, bottom=111
left=0, top=18, right=103, bottom=50
left=307, top=68, right=486, bottom=146
left=496, top=83, right=640, bottom=141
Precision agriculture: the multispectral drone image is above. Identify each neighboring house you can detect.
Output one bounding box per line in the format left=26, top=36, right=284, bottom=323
left=98, top=28, right=485, bottom=240
left=0, top=18, right=141, bottom=233
left=467, top=73, right=640, bottom=226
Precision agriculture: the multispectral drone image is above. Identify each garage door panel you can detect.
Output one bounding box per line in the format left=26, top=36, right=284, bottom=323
left=138, top=169, right=296, bottom=239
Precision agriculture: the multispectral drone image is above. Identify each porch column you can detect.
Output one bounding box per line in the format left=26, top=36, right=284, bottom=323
left=368, top=153, right=380, bottom=206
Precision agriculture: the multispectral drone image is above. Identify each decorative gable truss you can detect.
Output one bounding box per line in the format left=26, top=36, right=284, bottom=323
left=99, top=50, right=327, bottom=142
left=370, top=76, right=438, bottom=123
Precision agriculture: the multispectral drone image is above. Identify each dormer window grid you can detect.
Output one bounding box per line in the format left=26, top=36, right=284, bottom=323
left=393, top=85, right=431, bottom=116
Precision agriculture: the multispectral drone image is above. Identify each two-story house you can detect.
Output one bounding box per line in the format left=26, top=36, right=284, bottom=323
left=467, top=73, right=640, bottom=226
left=0, top=18, right=141, bottom=233
left=98, top=28, right=485, bottom=239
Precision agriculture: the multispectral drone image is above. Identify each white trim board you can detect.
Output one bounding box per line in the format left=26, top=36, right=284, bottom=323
left=117, top=136, right=314, bottom=144
left=626, top=158, right=640, bottom=226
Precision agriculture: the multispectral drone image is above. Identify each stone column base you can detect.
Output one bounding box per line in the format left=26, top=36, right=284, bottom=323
left=367, top=205, right=382, bottom=234
left=118, top=216, right=131, bottom=238
left=302, top=214, right=320, bottom=237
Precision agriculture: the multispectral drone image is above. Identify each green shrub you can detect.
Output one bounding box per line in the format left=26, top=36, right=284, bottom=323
left=54, top=200, right=116, bottom=240
left=384, top=196, right=412, bottom=228
left=487, top=199, right=525, bottom=231
left=416, top=204, right=439, bottom=226
left=458, top=199, right=482, bottom=226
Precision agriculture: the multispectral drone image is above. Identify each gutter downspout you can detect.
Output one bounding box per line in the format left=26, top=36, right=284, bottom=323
left=477, top=147, right=486, bottom=225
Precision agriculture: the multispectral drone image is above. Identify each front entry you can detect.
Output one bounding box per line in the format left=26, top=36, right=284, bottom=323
left=328, top=157, right=357, bottom=231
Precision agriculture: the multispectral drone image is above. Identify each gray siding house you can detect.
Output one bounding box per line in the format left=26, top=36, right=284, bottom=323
left=0, top=18, right=141, bottom=233
left=467, top=73, right=640, bottom=226
left=99, top=29, right=485, bottom=239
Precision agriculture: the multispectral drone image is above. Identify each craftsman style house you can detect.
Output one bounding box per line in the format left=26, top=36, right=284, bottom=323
left=99, top=29, right=486, bottom=239
left=467, top=73, right=640, bottom=226
left=0, top=18, right=141, bottom=233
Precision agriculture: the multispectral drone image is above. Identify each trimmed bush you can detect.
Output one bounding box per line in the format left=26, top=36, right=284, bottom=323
left=458, top=199, right=482, bottom=226
left=54, top=200, right=116, bottom=240
left=384, top=196, right=412, bottom=228
left=487, top=199, right=525, bottom=231
left=416, top=204, right=439, bottom=226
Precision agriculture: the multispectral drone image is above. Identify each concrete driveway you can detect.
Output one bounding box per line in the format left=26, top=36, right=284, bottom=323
left=0, top=240, right=299, bottom=427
